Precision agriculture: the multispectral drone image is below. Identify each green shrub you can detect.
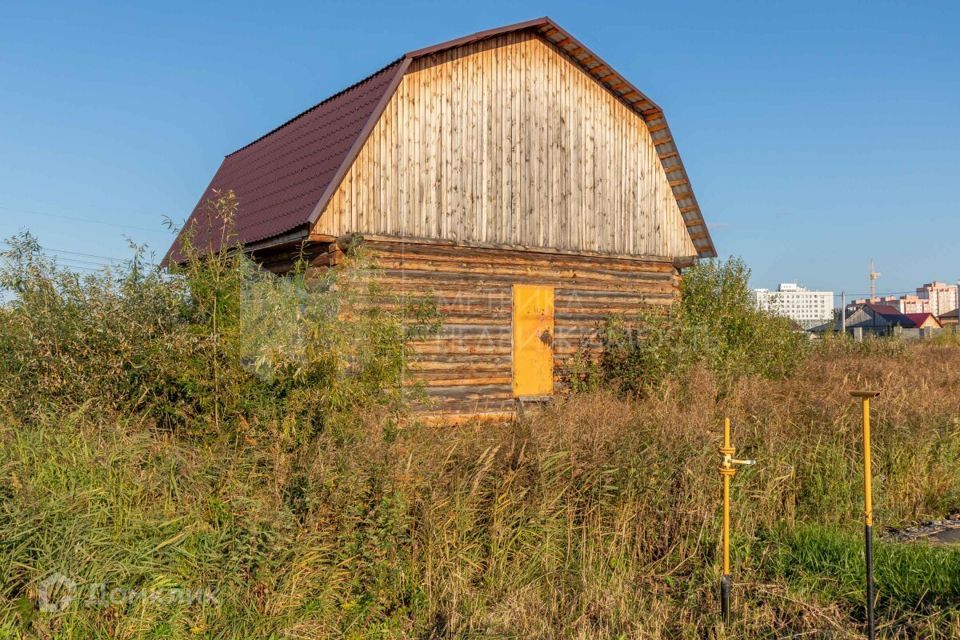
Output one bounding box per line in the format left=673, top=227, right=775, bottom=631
left=0, top=194, right=438, bottom=439
left=817, top=330, right=909, bottom=358
left=597, top=257, right=809, bottom=394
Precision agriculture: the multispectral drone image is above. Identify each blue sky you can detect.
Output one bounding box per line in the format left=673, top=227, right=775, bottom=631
left=2, top=0, right=958, bottom=301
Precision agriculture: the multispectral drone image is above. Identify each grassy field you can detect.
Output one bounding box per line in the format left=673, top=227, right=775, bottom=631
left=1, top=235, right=959, bottom=638
left=2, top=340, right=960, bottom=639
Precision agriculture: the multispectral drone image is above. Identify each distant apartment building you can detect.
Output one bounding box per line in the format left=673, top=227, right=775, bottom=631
left=753, top=283, right=834, bottom=329
left=854, top=295, right=902, bottom=308
left=900, top=294, right=932, bottom=314
left=916, top=282, right=958, bottom=317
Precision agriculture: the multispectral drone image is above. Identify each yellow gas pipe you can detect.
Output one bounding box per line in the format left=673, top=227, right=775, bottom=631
left=719, top=417, right=755, bottom=624
left=851, top=391, right=880, bottom=640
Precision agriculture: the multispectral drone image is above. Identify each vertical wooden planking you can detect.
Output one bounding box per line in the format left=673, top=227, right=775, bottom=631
left=544, top=41, right=553, bottom=248
left=454, top=47, right=465, bottom=242
left=481, top=42, right=492, bottom=244
left=510, top=33, right=518, bottom=246
left=466, top=45, right=478, bottom=244
left=640, top=116, right=650, bottom=254
left=377, top=85, right=386, bottom=235
left=397, top=69, right=407, bottom=239
left=314, top=33, right=697, bottom=260
left=498, top=39, right=508, bottom=245
left=444, top=50, right=455, bottom=241
left=534, top=38, right=547, bottom=248
left=560, top=45, right=571, bottom=250
left=408, top=66, right=418, bottom=238
left=573, top=59, right=584, bottom=251
left=585, top=69, right=597, bottom=253
left=515, top=32, right=526, bottom=245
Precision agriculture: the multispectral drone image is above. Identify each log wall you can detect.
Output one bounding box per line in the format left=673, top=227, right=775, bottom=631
left=363, top=238, right=680, bottom=421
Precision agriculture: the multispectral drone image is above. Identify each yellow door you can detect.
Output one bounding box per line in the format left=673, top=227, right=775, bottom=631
left=512, top=285, right=555, bottom=397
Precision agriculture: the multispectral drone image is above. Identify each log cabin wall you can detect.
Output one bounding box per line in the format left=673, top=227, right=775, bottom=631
left=360, top=238, right=680, bottom=422
left=248, top=235, right=680, bottom=422
left=313, top=31, right=696, bottom=258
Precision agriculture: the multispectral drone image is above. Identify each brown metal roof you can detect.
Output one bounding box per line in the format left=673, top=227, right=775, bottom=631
left=166, top=17, right=716, bottom=263
left=165, top=59, right=407, bottom=262
left=903, top=312, right=940, bottom=328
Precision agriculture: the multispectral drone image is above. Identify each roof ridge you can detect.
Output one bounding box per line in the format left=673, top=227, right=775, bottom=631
left=225, top=57, right=404, bottom=158
left=403, top=17, right=550, bottom=58
left=224, top=19, right=553, bottom=160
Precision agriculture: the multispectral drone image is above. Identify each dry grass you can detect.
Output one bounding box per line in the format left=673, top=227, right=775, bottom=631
left=2, top=341, right=960, bottom=638
left=395, top=341, right=960, bottom=638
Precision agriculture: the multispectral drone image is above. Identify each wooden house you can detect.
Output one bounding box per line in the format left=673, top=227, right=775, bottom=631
left=841, top=303, right=904, bottom=336
left=903, top=313, right=941, bottom=330
left=841, top=303, right=941, bottom=338
left=938, top=308, right=959, bottom=327
left=166, top=18, right=716, bottom=422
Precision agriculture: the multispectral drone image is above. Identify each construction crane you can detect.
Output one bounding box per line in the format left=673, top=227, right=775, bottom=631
left=869, top=259, right=881, bottom=302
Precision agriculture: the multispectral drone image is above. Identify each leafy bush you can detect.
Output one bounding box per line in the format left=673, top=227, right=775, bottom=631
left=597, top=257, right=809, bottom=394
left=0, top=194, right=438, bottom=439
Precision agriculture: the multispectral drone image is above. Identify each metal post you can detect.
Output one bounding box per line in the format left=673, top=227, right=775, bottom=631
left=719, top=417, right=755, bottom=625
left=720, top=418, right=733, bottom=622
left=841, top=291, right=846, bottom=335
left=851, top=391, right=879, bottom=640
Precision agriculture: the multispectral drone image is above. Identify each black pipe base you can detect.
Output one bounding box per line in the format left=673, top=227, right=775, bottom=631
left=721, top=574, right=731, bottom=624
left=865, top=524, right=875, bottom=640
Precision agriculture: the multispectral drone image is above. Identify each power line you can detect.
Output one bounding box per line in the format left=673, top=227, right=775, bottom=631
left=53, top=256, right=116, bottom=268
left=0, top=204, right=174, bottom=234
left=38, top=246, right=127, bottom=264
left=1, top=241, right=158, bottom=267
left=833, top=290, right=918, bottom=299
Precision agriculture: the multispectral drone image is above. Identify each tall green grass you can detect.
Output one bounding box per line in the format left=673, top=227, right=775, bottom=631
left=776, top=525, right=960, bottom=612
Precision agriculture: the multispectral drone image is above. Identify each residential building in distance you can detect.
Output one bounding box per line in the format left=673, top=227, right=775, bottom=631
left=837, top=303, right=942, bottom=338
left=850, top=281, right=960, bottom=317
left=916, top=282, right=958, bottom=317
left=903, top=313, right=942, bottom=330
left=900, top=294, right=932, bottom=314
left=753, top=283, right=834, bottom=329
left=852, top=294, right=932, bottom=314
left=854, top=295, right=903, bottom=309
left=842, top=303, right=909, bottom=337
left=939, top=308, right=959, bottom=327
